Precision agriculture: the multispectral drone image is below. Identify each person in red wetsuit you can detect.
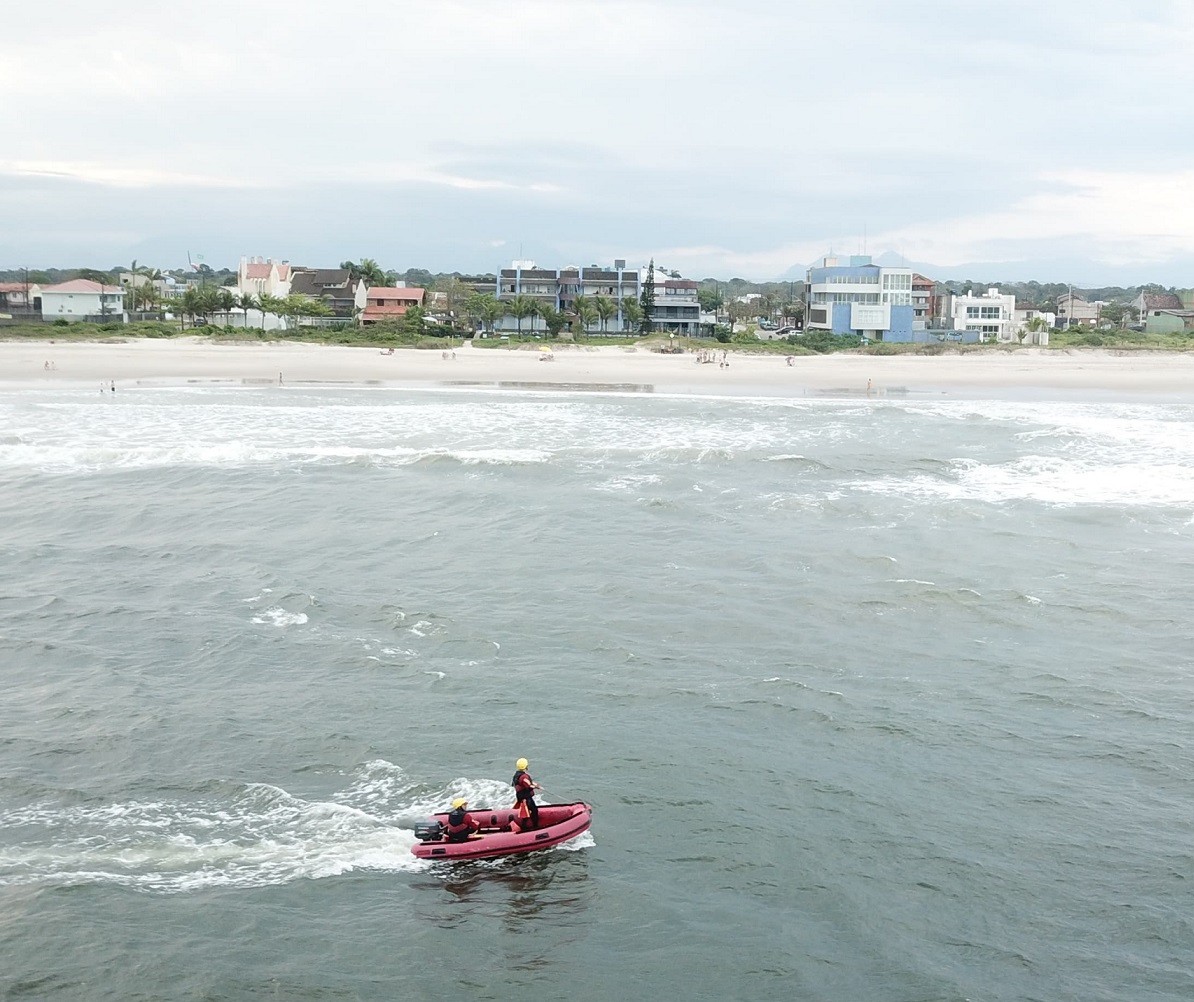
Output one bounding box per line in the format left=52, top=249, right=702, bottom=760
left=512, top=757, right=542, bottom=829
left=444, top=798, right=480, bottom=842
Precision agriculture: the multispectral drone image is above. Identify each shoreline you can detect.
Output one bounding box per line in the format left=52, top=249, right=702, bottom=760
left=3, top=337, right=1194, bottom=401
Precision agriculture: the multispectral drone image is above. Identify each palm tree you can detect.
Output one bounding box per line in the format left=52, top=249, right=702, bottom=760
left=195, top=286, right=220, bottom=326
left=477, top=295, right=503, bottom=335
left=536, top=303, right=567, bottom=338
left=359, top=259, right=387, bottom=287
left=217, top=290, right=237, bottom=324
left=620, top=298, right=643, bottom=333
left=236, top=293, right=257, bottom=329
left=341, top=259, right=386, bottom=287
left=573, top=294, right=597, bottom=335
left=180, top=286, right=200, bottom=331
left=238, top=293, right=259, bottom=328
left=507, top=294, right=536, bottom=336
left=592, top=295, right=616, bottom=333
left=258, top=293, right=285, bottom=331
left=125, top=259, right=140, bottom=313
left=133, top=283, right=160, bottom=315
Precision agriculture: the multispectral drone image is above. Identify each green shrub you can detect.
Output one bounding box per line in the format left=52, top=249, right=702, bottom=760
left=797, top=330, right=863, bottom=353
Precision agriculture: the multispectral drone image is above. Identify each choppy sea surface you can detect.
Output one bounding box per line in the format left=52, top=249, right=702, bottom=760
left=2, top=384, right=1193, bottom=1000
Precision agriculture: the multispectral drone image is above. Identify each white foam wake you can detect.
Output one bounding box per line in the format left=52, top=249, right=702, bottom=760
left=0, top=781, right=420, bottom=893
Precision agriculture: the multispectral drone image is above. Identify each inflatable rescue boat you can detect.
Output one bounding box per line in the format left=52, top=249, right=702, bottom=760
left=411, top=801, right=592, bottom=861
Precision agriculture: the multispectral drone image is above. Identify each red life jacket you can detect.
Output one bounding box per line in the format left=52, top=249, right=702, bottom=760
left=445, top=807, right=475, bottom=839
left=512, top=770, right=535, bottom=801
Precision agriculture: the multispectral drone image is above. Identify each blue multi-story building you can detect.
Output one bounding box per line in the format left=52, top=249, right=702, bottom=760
left=805, top=255, right=917, bottom=342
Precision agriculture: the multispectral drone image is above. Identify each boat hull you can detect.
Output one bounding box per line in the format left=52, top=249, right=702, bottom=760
left=411, top=801, right=593, bottom=861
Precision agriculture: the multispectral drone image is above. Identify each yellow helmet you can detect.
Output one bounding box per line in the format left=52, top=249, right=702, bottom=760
left=515, top=758, right=528, bottom=771
left=451, top=797, right=468, bottom=809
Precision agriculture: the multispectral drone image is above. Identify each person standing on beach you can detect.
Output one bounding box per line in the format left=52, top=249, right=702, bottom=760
left=512, top=757, right=541, bottom=829
left=110, top=380, right=115, bottom=394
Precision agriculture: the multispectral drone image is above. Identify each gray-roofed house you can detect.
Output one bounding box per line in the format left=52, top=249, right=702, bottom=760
left=288, top=268, right=368, bottom=319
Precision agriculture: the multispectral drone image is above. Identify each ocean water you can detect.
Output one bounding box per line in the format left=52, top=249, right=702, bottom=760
left=1, top=383, right=1192, bottom=1000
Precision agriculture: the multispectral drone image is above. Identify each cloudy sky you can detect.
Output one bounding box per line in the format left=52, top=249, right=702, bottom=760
left=3, top=0, right=1192, bottom=283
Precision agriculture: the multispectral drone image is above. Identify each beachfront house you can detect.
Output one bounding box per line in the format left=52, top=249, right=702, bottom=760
left=289, top=268, right=368, bottom=320
left=1013, top=304, right=1055, bottom=344
left=1142, top=308, right=1194, bottom=334
left=912, top=274, right=942, bottom=331
left=947, top=287, right=1017, bottom=343
left=38, top=279, right=126, bottom=323
left=805, top=255, right=916, bottom=342
left=0, top=281, right=38, bottom=316
left=650, top=277, right=702, bottom=336
left=1056, top=292, right=1101, bottom=327
left=359, top=287, right=425, bottom=325
left=1130, top=291, right=1183, bottom=317
left=1132, top=291, right=1185, bottom=334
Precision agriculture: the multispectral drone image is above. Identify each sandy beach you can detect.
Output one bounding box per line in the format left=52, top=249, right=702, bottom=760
left=3, top=337, right=1194, bottom=399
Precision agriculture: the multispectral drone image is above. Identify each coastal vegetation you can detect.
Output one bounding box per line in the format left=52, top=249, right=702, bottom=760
left=5, top=320, right=1191, bottom=356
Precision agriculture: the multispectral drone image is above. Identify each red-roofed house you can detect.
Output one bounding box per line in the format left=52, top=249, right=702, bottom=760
left=1131, top=290, right=1183, bottom=316
left=0, top=281, right=37, bottom=312
left=39, top=279, right=126, bottom=322
left=360, top=287, right=425, bottom=324
left=237, top=257, right=294, bottom=299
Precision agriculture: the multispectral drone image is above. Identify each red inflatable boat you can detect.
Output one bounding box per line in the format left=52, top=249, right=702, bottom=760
left=410, top=801, right=593, bottom=861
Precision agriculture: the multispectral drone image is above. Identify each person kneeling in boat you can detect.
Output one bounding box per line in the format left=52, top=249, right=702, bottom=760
left=512, top=758, right=542, bottom=829
left=444, top=798, right=481, bottom=842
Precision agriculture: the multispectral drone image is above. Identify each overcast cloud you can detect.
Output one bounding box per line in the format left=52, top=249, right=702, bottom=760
left=2, top=0, right=1192, bottom=282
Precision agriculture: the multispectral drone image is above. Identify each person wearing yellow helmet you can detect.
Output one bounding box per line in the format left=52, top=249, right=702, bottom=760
left=444, top=797, right=479, bottom=842
left=512, top=758, right=542, bottom=829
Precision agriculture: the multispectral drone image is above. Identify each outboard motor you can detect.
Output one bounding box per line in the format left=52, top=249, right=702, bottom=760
left=414, top=821, right=445, bottom=842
